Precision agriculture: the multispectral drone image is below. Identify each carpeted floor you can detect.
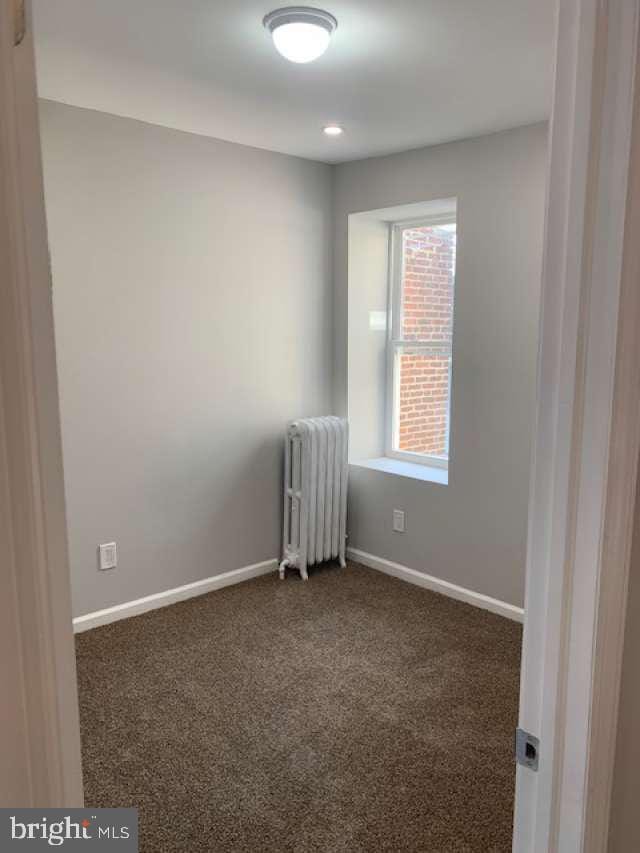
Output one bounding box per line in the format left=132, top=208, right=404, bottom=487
left=76, top=561, right=522, bottom=852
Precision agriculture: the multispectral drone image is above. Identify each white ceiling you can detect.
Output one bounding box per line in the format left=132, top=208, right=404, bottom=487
left=32, top=0, right=556, bottom=164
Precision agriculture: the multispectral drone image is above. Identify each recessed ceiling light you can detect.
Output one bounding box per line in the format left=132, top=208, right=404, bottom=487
left=324, top=125, right=343, bottom=136
left=263, top=7, right=338, bottom=64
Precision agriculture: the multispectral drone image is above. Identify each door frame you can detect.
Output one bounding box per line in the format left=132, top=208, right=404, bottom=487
left=514, top=0, right=640, bottom=850
left=2, top=0, right=640, bottom=845
left=0, top=0, right=83, bottom=806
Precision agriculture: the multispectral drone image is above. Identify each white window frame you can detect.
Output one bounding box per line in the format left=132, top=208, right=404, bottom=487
left=385, top=213, right=456, bottom=470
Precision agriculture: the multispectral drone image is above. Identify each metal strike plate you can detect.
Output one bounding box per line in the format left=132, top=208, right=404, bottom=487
left=515, top=727, right=540, bottom=771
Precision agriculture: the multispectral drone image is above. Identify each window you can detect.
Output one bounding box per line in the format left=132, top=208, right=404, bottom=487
left=386, top=214, right=456, bottom=469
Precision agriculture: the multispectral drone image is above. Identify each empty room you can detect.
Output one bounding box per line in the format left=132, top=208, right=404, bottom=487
left=12, top=0, right=620, bottom=850
left=30, top=1, right=552, bottom=850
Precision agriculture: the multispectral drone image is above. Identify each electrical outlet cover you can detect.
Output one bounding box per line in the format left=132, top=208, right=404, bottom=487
left=98, top=542, right=117, bottom=571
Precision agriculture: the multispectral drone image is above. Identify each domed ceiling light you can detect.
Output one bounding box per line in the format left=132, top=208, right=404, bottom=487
left=263, top=7, right=338, bottom=64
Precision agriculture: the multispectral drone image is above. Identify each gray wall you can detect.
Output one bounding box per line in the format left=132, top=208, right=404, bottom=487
left=347, top=215, right=389, bottom=461
left=39, top=100, right=333, bottom=618
left=608, top=462, right=640, bottom=852
left=41, top=102, right=547, bottom=617
left=333, top=123, right=548, bottom=607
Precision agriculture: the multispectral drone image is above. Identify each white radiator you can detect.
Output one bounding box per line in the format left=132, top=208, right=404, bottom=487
left=279, top=416, right=349, bottom=581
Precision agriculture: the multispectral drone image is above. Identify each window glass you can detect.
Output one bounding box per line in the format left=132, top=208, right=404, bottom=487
left=390, top=219, right=456, bottom=465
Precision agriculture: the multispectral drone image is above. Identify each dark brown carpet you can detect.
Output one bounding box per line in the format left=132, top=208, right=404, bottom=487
left=76, top=561, right=522, bottom=852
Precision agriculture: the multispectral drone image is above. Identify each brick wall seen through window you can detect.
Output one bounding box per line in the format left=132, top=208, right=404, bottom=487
left=393, top=223, right=456, bottom=458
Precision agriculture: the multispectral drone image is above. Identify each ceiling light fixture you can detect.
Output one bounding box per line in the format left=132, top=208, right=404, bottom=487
left=323, top=125, right=343, bottom=136
left=263, top=7, right=338, bottom=64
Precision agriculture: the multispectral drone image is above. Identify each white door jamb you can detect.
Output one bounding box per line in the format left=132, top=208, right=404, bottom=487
left=514, top=1, right=640, bottom=850
left=0, top=0, right=83, bottom=807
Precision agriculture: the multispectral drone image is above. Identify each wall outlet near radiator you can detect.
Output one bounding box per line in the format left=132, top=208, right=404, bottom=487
left=392, top=509, right=406, bottom=533
left=98, top=541, right=117, bottom=571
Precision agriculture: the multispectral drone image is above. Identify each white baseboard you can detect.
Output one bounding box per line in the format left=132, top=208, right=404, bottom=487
left=347, top=547, right=525, bottom=623
left=73, top=551, right=523, bottom=632
left=72, top=558, right=278, bottom=633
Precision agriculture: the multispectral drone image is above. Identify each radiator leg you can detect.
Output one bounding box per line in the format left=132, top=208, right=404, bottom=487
left=339, top=555, right=347, bottom=569
left=279, top=559, right=289, bottom=580
left=300, top=565, right=309, bottom=581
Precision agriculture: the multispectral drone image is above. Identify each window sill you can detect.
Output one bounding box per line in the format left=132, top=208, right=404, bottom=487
left=350, top=456, right=448, bottom=485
